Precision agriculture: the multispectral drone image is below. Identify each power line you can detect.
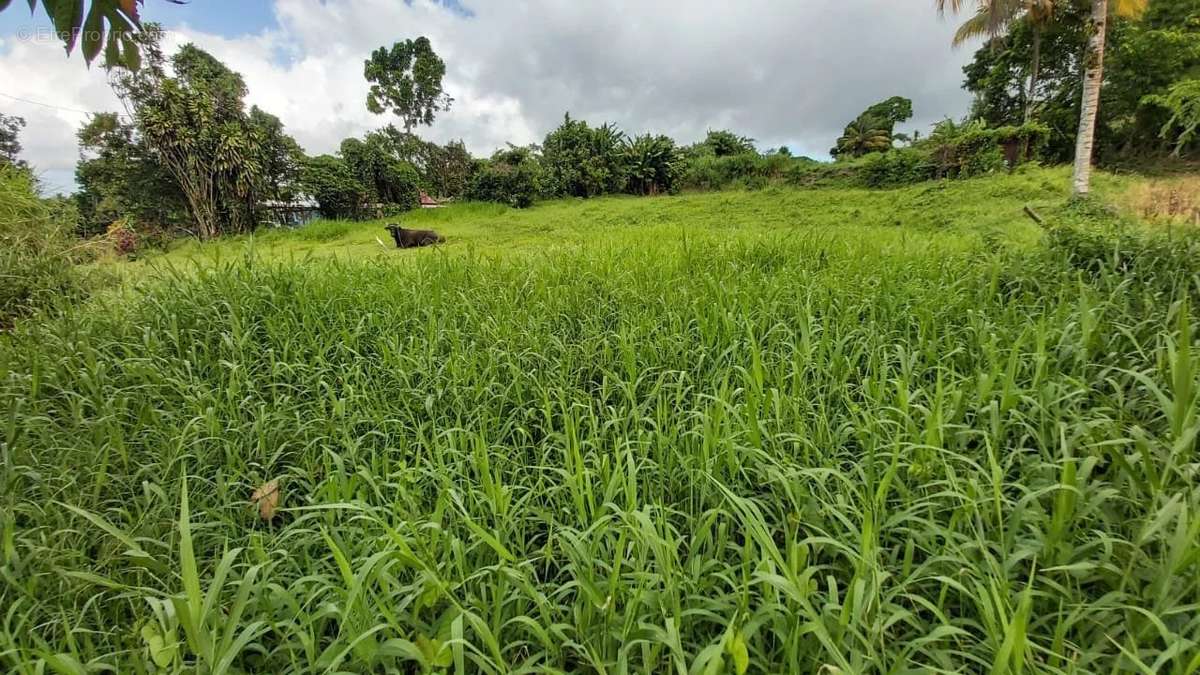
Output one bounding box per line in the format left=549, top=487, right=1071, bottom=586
left=0, top=91, right=129, bottom=119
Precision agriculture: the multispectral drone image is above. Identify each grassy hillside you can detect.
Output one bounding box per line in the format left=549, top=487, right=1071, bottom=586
left=2, top=168, right=1198, bottom=673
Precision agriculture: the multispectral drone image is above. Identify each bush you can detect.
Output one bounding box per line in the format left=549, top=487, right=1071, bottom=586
left=541, top=115, right=626, bottom=198
left=466, top=147, right=543, bottom=208
left=859, top=148, right=936, bottom=187
left=300, top=155, right=371, bottom=219
left=678, top=153, right=763, bottom=191
left=0, top=166, right=89, bottom=326
left=1047, top=204, right=1200, bottom=287
left=926, top=119, right=1047, bottom=179
left=996, top=199, right=1200, bottom=307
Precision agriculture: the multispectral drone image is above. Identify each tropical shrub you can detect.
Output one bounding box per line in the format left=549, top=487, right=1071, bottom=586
left=926, top=119, right=1045, bottom=178
left=695, top=129, right=756, bottom=157
left=1143, top=78, right=1200, bottom=156
left=677, top=152, right=822, bottom=191
left=679, top=153, right=759, bottom=190
left=466, top=146, right=542, bottom=208
left=541, top=114, right=627, bottom=198
left=834, top=116, right=894, bottom=158
left=622, top=134, right=683, bottom=195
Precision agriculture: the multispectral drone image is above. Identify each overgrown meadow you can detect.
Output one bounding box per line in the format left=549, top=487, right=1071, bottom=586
left=2, top=171, right=1199, bottom=673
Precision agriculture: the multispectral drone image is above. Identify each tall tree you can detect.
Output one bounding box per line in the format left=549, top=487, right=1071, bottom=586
left=1073, top=0, right=1147, bottom=195
left=834, top=117, right=893, bottom=158
left=74, top=111, right=187, bottom=235
left=940, top=0, right=1056, bottom=122
left=942, top=0, right=1150, bottom=193
left=248, top=106, right=304, bottom=202
left=831, top=97, right=912, bottom=157
left=364, top=37, right=453, bottom=132
left=0, top=113, right=27, bottom=169
left=110, top=30, right=294, bottom=239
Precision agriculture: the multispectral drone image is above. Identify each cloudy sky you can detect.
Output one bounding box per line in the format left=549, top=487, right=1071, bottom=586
left=0, top=0, right=979, bottom=194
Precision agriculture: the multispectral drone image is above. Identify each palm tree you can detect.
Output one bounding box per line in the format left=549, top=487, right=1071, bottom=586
left=835, top=117, right=893, bottom=158
left=938, top=0, right=1055, bottom=123
left=938, top=0, right=1147, bottom=196
left=1072, top=0, right=1146, bottom=196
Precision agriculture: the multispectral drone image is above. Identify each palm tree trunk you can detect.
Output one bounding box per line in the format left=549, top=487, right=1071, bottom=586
left=1072, top=0, right=1107, bottom=197
left=1024, top=25, right=1042, bottom=123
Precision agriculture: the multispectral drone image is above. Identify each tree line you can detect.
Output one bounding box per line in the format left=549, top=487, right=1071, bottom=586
left=942, top=0, right=1199, bottom=190
left=0, top=0, right=1197, bottom=244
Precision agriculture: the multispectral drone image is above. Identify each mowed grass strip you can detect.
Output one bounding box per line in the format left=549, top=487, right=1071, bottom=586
left=2, top=173, right=1199, bottom=673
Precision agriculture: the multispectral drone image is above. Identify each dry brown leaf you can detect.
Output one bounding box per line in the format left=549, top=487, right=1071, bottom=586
left=250, top=479, right=281, bottom=521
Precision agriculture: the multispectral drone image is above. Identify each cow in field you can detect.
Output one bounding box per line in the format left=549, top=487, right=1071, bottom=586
left=385, top=224, right=445, bottom=248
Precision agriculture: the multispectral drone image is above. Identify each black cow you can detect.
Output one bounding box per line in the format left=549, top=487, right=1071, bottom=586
left=385, top=224, right=445, bottom=248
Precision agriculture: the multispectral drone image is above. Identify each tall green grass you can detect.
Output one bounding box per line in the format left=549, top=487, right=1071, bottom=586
left=1, top=192, right=1198, bottom=672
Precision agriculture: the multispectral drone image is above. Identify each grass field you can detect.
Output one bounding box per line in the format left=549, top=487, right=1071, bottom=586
left=120, top=166, right=1117, bottom=270
left=2, top=167, right=1199, bottom=673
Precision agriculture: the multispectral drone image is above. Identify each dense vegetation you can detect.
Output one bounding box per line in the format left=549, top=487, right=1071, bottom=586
left=960, top=0, right=1200, bottom=163
left=1, top=172, right=1198, bottom=672
left=0, top=2, right=1198, bottom=672
left=0, top=166, right=91, bottom=328
left=1, top=0, right=1175, bottom=246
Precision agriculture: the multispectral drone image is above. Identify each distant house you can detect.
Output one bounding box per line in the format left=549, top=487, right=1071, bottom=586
left=261, top=197, right=321, bottom=228
left=419, top=191, right=444, bottom=209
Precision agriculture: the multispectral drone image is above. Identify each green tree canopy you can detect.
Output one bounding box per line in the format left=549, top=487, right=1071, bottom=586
left=300, top=154, right=370, bottom=219
left=109, top=30, right=302, bottom=238
left=962, top=0, right=1198, bottom=162
left=74, top=111, right=187, bottom=236
left=364, top=37, right=452, bottom=132
left=541, top=114, right=627, bottom=198
left=340, top=134, right=419, bottom=209
left=366, top=126, right=475, bottom=199
left=860, top=96, right=915, bottom=133
left=834, top=117, right=893, bottom=158
left=832, top=97, right=913, bottom=158
left=248, top=106, right=304, bottom=203
left=0, top=113, right=26, bottom=169
left=466, top=145, right=542, bottom=208
left=697, top=130, right=756, bottom=157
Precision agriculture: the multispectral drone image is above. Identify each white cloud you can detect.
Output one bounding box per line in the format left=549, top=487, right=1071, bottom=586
left=0, top=0, right=978, bottom=193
